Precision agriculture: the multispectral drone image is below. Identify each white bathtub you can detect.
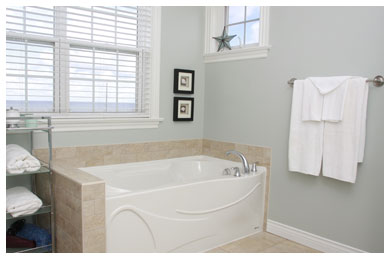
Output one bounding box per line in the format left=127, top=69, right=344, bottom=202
left=80, top=155, right=266, bottom=253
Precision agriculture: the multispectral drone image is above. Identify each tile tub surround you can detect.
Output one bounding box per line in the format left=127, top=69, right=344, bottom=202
left=33, top=139, right=271, bottom=252
left=33, top=159, right=106, bottom=253
left=52, top=172, right=84, bottom=252
left=34, top=139, right=203, bottom=168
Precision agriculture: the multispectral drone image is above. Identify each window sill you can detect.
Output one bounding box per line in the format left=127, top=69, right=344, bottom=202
left=203, top=45, right=271, bottom=63
left=42, top=117, right=164, bottom=132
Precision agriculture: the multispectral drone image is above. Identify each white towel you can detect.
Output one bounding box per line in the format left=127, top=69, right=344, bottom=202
left=6, top=144, right=41, bottom=174
left=357, top=79, right=369, bottom=163
left=6, top=186, right=43, bottom=217
left=322, top=78, right=369, bottom=183
left=302, top=76, right=351, bottom=122
left=288, top=80, right=324, bottom=175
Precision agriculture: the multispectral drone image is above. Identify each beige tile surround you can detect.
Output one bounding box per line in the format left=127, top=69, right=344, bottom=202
left=34, top=139, right=272, bottom=253
left=35, top=161, right=105, bottom=252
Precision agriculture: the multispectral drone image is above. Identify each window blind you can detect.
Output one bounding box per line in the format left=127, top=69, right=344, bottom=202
left=6, top=6, right=152, bottom=115
left=6, top=39, right=55, bottom=112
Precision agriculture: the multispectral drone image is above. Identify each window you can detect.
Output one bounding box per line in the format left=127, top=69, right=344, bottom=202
left=6, top=6, right=161, bottom=130
left=204, top=6, right=270, bottom=63
left=225, top=6, right=261, bottom=47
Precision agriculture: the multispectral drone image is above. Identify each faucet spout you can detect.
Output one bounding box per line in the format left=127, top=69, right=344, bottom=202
left=226, top=150, right=250, bottom=174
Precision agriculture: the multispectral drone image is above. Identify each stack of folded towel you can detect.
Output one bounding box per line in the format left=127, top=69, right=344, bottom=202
left=6, top=219, right=52, bottom=251
left=289, top=76, right=369, bottom=183
left=6, top=186, right=43, bottom=217
left=6, top=144, right=41, bottom=174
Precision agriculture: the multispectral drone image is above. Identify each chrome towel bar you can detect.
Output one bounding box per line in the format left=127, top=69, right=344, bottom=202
left=288, top=75, right=384, bottom=87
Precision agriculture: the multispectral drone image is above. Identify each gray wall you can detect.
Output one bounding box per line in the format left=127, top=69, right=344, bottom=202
left=203, top=7, right=383, bottom=252
left=29, top=7, right=205, bottom=148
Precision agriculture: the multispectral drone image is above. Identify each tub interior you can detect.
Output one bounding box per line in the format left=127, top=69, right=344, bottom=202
left=79, top=156, right=259, bottom=193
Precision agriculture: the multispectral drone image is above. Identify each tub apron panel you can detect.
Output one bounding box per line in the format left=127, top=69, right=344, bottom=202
left=106, top=173, right=265, bottom=252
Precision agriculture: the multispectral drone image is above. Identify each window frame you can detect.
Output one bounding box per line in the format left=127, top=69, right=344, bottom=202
left=204, top=6, right=270, bottom=63
left=6, top=6, right=162, bottom=131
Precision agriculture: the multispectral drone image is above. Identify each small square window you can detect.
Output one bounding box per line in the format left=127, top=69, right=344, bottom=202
left=225, top=6, right=261, bottom=47
left=204, top=6, right=270, bottom=63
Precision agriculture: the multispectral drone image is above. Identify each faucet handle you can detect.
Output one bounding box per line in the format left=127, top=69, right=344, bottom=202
left=250, top=162, right=258, bottom=172
left=222, top=168, right=231, bottom=175
left=232, top=167, right=241, bottom=177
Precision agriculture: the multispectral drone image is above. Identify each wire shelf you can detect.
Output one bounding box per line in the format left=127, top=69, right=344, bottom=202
left=6, top=204, right=52, bottom=220
left=6, top=165, right=51, bottom=177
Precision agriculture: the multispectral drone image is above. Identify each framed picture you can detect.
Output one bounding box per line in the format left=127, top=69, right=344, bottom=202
left=174, top=69, right=195, bottom=94
left=173, top=97, right=194, bottom=121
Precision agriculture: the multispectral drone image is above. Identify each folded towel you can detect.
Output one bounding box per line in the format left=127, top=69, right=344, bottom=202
left=6, top=187, right=43, bottom=217
left=288, top=80, right=324, bottom=175
left=7, top=219, right=26, bottom=236
left=6, top=144, right=41, bottom=174
left=16, top=223, right=52, bottom=249
left=322, top=78, right=369, bottom=183
left=7, top=235, right=36, bottom=248
left=308, top=76, right=351, bottom=94
left=302, top=76, right=351, bottom=122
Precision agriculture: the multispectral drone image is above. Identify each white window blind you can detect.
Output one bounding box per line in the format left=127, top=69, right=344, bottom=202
left=6, top=39, right=55, bottom=112
left=6, top=6, right=152, bottom=116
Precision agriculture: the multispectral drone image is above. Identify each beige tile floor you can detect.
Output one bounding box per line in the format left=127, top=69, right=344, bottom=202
left=207, top=232, right=320, bottom=253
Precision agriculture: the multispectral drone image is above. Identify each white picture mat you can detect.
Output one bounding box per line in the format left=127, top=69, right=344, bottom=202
left=177, top=100, right=192, bottom=118
left=178, top=72, right=193, bottom=91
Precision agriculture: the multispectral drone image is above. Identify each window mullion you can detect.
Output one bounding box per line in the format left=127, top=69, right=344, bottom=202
left=23, top=7, right=28, bottom=112
left=91, top=8, right=95, bottom=113
left=137, top=7, right=144, bottom=114
left=116, top=50, right=119, bottom=112
left=92, top=47, right=96, bottom=112
left=54, top=40, right=60, bottom=113
left=115, top=8, right=118, bottom=112
left=55, top=6, right=69, bottom=113
left=24, top=39, right=28, bottom=112
left=243, top=7, right=247, bottom=45
left=138, top=51, right=143, bottom=113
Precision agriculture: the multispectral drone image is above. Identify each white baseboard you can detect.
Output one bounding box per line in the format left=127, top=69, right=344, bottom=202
left=266, top=220, right=366, bottom=253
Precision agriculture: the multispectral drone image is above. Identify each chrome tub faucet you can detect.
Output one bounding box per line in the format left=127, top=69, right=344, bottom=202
left=226, top=150, right=250, bottom=174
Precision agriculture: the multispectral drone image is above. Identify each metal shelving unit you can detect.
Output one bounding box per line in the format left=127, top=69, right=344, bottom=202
left=6, top=116, right=55, bottom=253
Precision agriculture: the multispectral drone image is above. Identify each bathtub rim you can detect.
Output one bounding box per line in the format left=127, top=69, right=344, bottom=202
left=106, top=170, right=264, bottom=199
left=78, top=155, right=266, bottom=198
left=80, top=155, right=239, bottom=171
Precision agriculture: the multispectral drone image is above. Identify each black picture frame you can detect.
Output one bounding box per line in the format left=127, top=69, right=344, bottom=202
left=173, top=69, right=195, bottom=94
left=173, top=97, right=194, bottom=121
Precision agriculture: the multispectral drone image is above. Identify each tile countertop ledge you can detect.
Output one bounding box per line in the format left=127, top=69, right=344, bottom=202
left=50, top=160, right=104, bottom=186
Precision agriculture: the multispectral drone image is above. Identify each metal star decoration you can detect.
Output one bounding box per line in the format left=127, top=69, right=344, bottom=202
left=213, top=26, right=236, bottom=52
